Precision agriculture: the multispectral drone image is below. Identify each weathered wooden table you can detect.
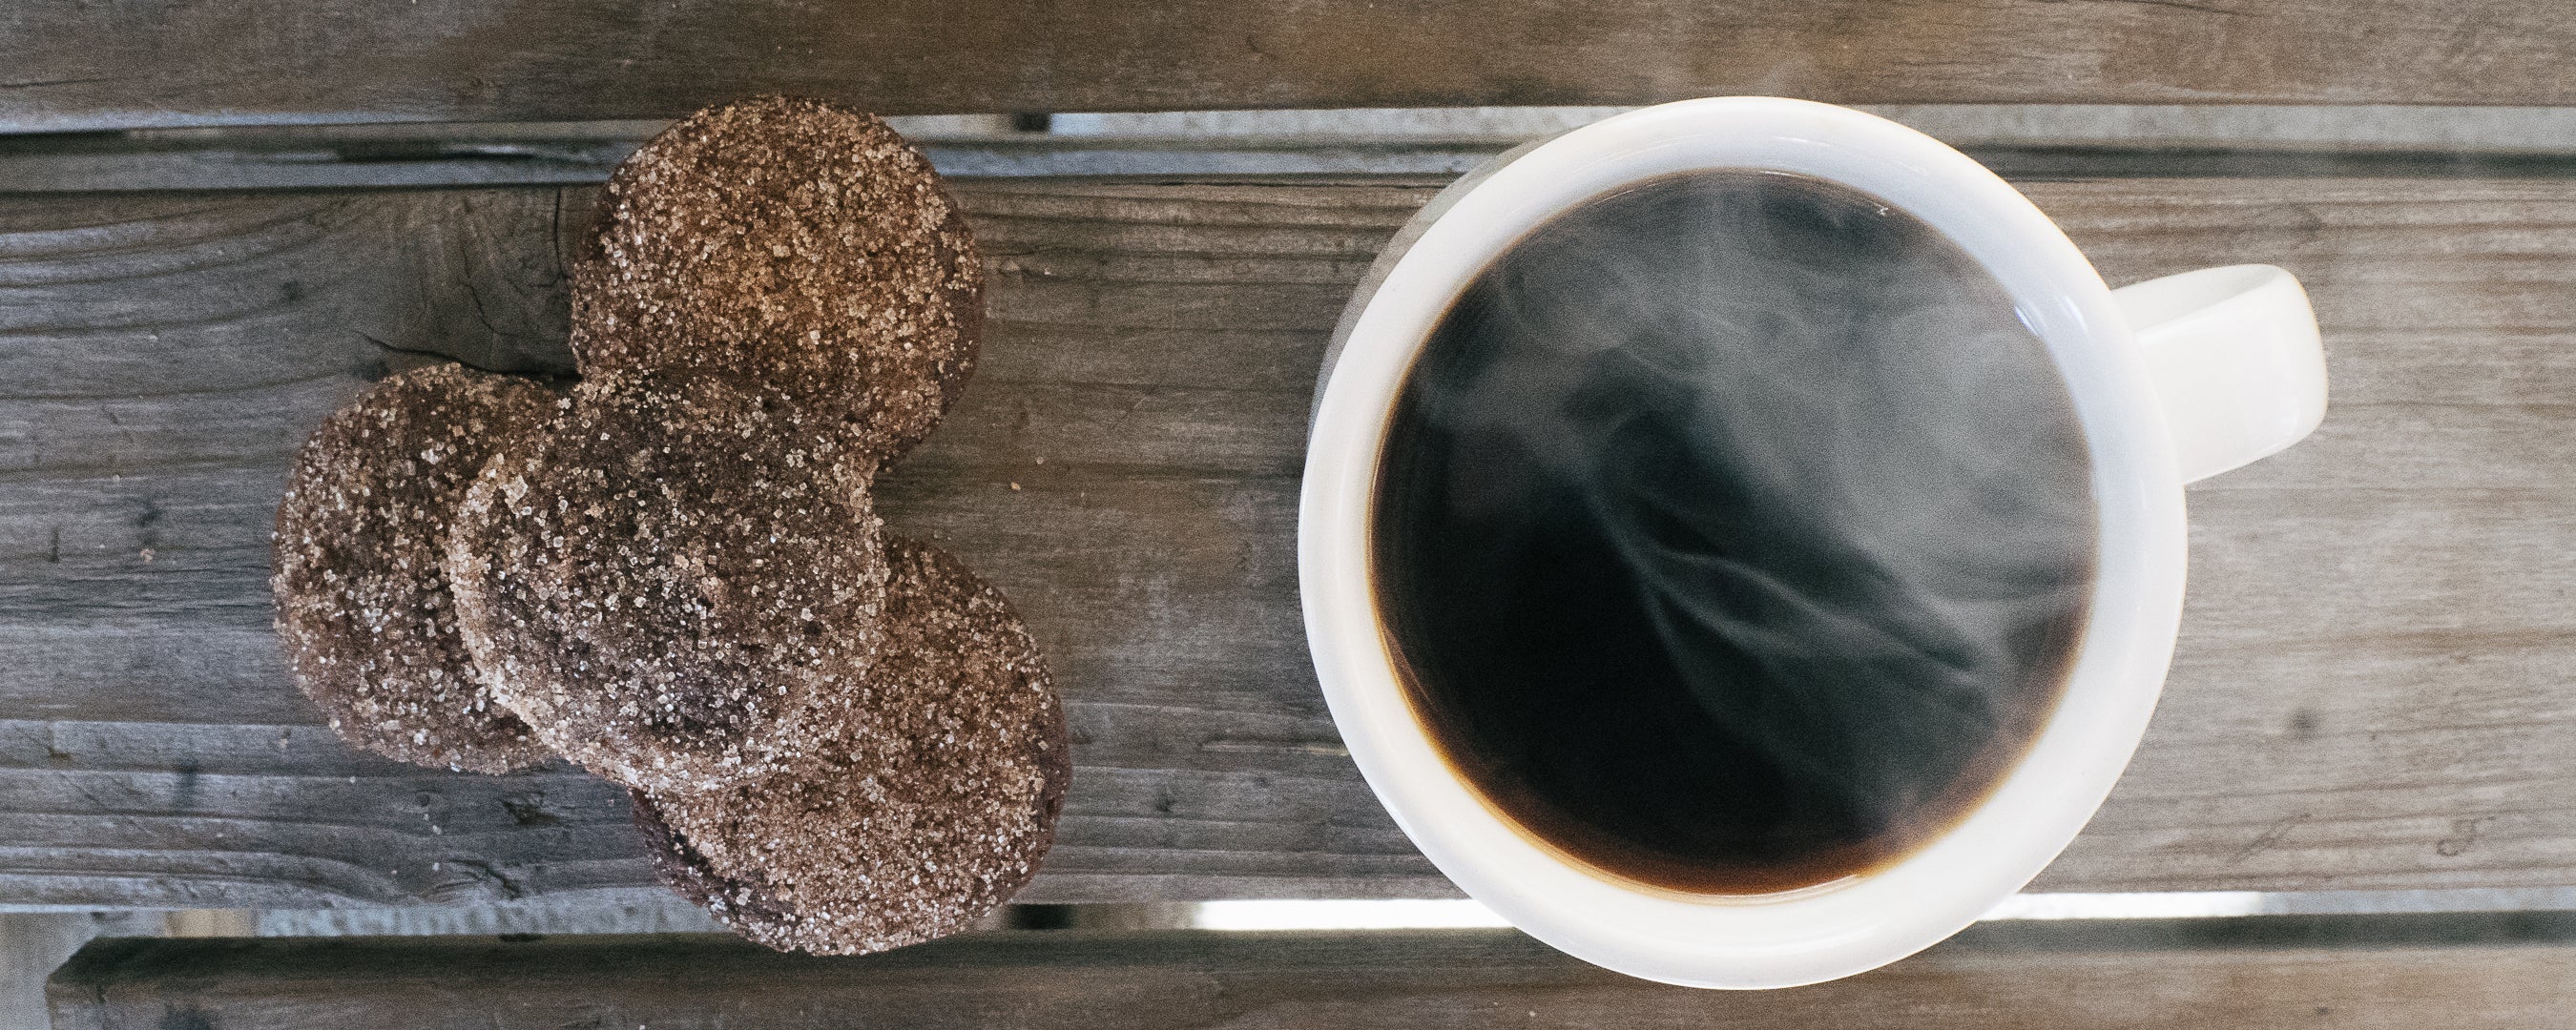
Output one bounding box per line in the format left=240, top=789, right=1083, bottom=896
left=9, top=0, right=2576, bottom=1024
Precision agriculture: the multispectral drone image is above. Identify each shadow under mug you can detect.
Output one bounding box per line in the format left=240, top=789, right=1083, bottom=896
left=1298, top=97, right=2328, bottom=989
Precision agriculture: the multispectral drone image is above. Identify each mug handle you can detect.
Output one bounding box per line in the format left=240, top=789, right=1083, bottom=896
left=2110, top=264, right=2329, bottom=484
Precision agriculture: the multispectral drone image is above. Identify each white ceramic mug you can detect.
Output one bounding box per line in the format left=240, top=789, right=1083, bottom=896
left=1298, top=97, right=2327, bottom=989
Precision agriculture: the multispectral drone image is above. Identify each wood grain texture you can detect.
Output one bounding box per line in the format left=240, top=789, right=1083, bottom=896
left=2, top=175, right=2574, bottom=908
left=10, top=0, right=2576, bottom=134
left=47, top=916, right=2576, bottom=1028
left=26, top=126, right=2576, bottom=196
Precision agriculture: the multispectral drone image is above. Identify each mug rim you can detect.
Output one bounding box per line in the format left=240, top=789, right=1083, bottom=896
left=1298, top=97, right=2189, bottom=988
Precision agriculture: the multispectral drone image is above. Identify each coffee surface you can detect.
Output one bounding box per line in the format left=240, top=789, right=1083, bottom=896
left=1371, top=169, right=2096, bottom=895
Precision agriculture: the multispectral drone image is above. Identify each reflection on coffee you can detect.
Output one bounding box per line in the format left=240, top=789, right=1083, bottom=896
left=1370, top=169, right=2097, bottom=895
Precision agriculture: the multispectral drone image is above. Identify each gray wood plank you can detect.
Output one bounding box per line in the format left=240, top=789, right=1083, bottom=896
left=11, top=0, right=2576, bottom=134
left=28, top=125, right=2576, bottom=195
left=46, top=916, right=2576, bottom=1029
left=1, top=175, right=2573, bottom=908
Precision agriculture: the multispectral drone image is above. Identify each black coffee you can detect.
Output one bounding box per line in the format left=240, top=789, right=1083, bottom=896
left=1370, top=169, right=2096, bottom=895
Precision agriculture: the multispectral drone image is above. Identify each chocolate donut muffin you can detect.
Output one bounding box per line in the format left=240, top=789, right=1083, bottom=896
left=271, top=364, right=554, bottom=773
left=633, top=535, right=1069, bottom=955
left=273, top=97, right=1053, bottom=957
left=572, top=95, right=984, bottom=462
left=629, top=790, right=800, bottom=931
left=445, top=372, right=890, bottom=793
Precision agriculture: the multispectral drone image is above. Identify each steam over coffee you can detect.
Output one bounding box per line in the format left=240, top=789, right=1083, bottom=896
left=1371, top=169, right=2096, bottom=895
